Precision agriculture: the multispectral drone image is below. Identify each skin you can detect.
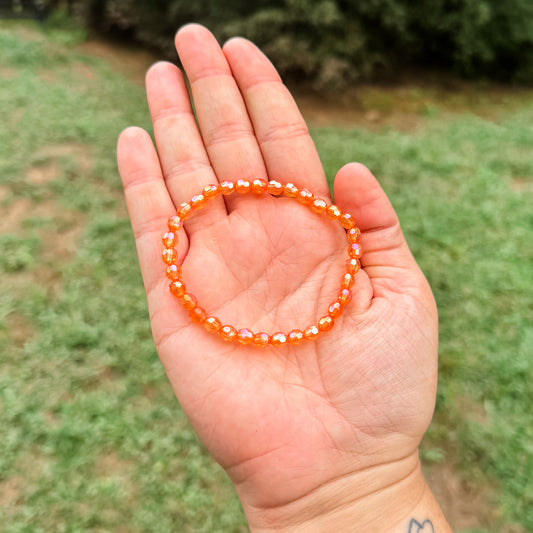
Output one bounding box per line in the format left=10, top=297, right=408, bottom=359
left=117, top=24, right=451, bottom=532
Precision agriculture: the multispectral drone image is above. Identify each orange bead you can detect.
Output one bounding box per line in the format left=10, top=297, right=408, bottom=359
left=267, top=180, right=283, bottom=196
left=311, top=198, right=327, bottom=214
left=296, top=188, right=314, bottom=205
left=270, top=332, right=287, bottom=346
left=177, top=202, right=193, bottom=219
left=190, top=306, right=207, bottom=324
left=288, top=329, right=304, bottom=345
left=169, top=280, right=186, bottom=298
left=166, top=264, right=182, bottom=281
left=179, top=293, right=197, bottom=311
left=220, top=325, right=237, bottom=342
left=237, top=328, right=254, bottom=344
left=346, top=258, right=361, bottom=274
left=168, top=215, right=183, bottom=232
left=304, top=325, right=320, bottom=341
left=318, top=316, right=334, bottom=332
left=326, top=205, right=342, bottom=220
left=253, top=332, right=270, bottom=348
left=283, top=183, right=298, bottom=197
left=339, top=213, right=356, bottom=230
left=235, top=179, right=251, bottom=194
left=203, top=184, right=220, bottom=198
left=341, top=272, right=355, bottom=289
left=328, top=301, right=343, bottom=318
left=162, top=232, right=177, bottom=248
left=251, top=179, right=268, bottom=194
left=220, top=180, right=235, bottom=195
left=338, top=288, right=352, bottom=306
left=204, top=316, right=222, bottom=333
left=162, top=248, right=178, bottom=265
left=348, top=242, right=363, bottom=258
left=191, top=194, right=207, bottom=209
left=347, top=227, right=361, bottom=243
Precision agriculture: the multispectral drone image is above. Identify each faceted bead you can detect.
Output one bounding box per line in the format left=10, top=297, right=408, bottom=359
left=270, top=332, right=287, bottom=346
left=338, top=288, right=352, bottom=306
left=177, top=202, right=193, bottom=219
left=169, top=280, right=186, bottom=298
left=341, top=272, right=355, bottom=289
left=179, top=293, right=197, bottom=311
left=220, top=325, right=237, bottom=342
left=296, top=188, right=314, bottom=205
left=251, top=179, right=268, bottom=194
left=203, top=184, right=220, bottom=198
left=237, top=328, right=254, bottom=344
left=235, top=179, right=251, bottom=194
left=204, top=316, right=222, bottom=333
left=304, top=325, right=320, bottom=341
left=283, top=183, right=298, bottom=197
left=162, top=232, right=177, bottom=248
left=311, top=198, right=327, bottom=214
left=253, top=332, right=270, bottom=348
left=339, top=213, right=356, bottom=230
left=220, top=180, right=235, bottom=195
left=166, top=264, right=182, bottom=281
left=318, top=316, right=334, bottom=332
left=288, top=329, right=304, bottom=345
left=267, top=180, right=283, bottom=196
left=191, top=194, right=207, bottom=209
left=168, top=215, right=183, bottom=232
left=190, top=306, right=207, bottom=324
left=328, top=301, right=343, bottom=319
left=326, top=205, right=342, bottom=220
left=162, top=248, right=178, bottom=265
left=347, top=227, right=361, bottom=243
left=348, top=242, right=363, bottom=259
left=346, top=258, right=361, bottom=275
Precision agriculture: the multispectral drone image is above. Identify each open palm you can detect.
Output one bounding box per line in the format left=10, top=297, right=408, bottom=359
left=117, top=24, right=439, bottom=529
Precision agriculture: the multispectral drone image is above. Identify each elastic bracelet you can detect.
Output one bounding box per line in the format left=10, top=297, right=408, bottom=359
left=161, top=179, right=362, bottom=347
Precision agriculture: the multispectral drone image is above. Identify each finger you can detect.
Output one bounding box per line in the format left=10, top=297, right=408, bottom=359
left=223, top=37, right=330, bottom=199
left=175, top=24, right=268, bottom=211
left=333, top=163, right=423, bottom=295
left=117, top=127, right=189, bottom=298
left=146, top=61, right=227, bottom=232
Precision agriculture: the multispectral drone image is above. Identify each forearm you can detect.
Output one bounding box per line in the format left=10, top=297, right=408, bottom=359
left=241, top=453, right=451, bottom=533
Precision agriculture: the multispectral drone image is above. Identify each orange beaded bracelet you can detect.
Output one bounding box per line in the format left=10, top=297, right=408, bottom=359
left=162, top=179, right=363, bottom=348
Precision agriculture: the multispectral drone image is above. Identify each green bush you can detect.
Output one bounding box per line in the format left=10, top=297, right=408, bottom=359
left=62, top=0, right=533, bottom=86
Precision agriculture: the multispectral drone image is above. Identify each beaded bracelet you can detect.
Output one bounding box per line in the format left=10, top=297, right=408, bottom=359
left=161, top=179, right=363, bottom=347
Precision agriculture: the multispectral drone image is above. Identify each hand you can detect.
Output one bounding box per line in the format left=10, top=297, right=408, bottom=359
left=117, top=24, right=449, bottom=532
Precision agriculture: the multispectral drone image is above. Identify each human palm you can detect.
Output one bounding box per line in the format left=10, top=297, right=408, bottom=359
left=117, top=24, right=439, bottom=526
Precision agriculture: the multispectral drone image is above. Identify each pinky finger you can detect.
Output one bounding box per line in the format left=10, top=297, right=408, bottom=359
left=117, top=127, right=189, bottom=299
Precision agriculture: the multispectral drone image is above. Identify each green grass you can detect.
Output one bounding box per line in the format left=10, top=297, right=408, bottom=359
left=1, top=19, right=532, bottom=532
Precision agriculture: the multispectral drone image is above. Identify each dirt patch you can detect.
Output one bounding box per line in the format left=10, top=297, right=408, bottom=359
left=26, top=142, right=93, bottom=185
left=424, top=462, right=498, bottom=531
left=510, top=177, right=533, bottom=193
left=0, top=476, right=24, bottom=508
left=78, top=38, right=159, bottom=85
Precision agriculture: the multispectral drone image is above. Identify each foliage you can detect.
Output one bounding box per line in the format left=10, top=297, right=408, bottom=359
left=62, top=0, right=533, bottom=88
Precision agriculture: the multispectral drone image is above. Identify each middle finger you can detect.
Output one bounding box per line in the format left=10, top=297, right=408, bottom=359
left=175, top=24, right=268, bottom=210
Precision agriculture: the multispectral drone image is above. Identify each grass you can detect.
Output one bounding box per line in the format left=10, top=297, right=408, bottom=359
left=1, top=19, right=532, bottom=532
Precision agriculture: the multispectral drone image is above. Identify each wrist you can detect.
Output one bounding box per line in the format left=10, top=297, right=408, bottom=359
left=239, top=451, right=450, bottom=533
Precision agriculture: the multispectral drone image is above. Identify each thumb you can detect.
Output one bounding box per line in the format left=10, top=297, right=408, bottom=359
left=333, top=163, right=423, bottom=295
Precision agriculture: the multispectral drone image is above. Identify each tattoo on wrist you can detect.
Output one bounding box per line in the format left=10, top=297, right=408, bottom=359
left=408, top=519, right=434, bottom=533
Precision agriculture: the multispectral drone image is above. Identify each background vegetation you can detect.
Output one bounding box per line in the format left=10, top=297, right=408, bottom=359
left=1, top=14, right=532, bottom=533
left=61, top=0, right=533, bottom=90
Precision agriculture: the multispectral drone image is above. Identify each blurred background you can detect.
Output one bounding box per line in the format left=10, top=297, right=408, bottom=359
left=1, top=1, right=532, bottom=531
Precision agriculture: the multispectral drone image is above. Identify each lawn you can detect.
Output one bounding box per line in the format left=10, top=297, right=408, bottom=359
left=1, top=20, right=532, bottom=533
